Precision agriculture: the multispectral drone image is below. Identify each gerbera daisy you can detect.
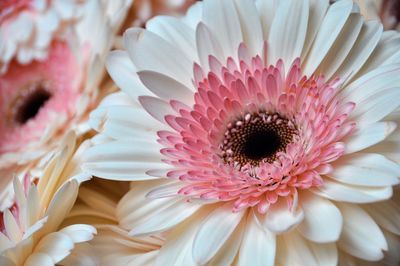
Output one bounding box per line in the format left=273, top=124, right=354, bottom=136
left=0, top=132, right=96, bottom=266
left=84, top=0, right=400, bottom=264
left=0, top=0, right=132, bottom=210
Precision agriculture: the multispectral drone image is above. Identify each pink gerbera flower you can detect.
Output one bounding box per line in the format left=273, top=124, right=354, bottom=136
left=0, top=0, right=132, bottom=210
left=0, top=41, right=84, bottom=156
left=84, top=0, right=400, bottom=264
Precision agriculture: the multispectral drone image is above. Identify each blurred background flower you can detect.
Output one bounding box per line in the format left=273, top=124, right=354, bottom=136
left=0, top=132, right=95, bottom=266
left=0, top=0, right=132, bottom=211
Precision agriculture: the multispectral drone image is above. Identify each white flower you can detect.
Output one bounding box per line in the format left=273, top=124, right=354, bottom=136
left=0, top=132, right=96, bottom=266
left=84, top=0, right=400, bottom=265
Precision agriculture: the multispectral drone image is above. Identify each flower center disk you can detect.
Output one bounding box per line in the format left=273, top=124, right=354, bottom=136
left=221, top=112, right=297, bottom=167
left=11, top=84, right=52, bottom=125
left=15, top=88, right=51, bottom=124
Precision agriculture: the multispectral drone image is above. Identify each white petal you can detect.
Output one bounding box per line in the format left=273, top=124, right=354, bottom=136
left=11, top=12, right=33, bottom=42
left=363, top=190, right=400, bottom=235
left=128, top=199, right=201, bottom=237
left=367, top=140, right=400, bottom=166
left=34, top=232, right=74, bottom=263
left=329, top=153, right=400, bottom=187
left=360, top=31, right=400, bottom=74
left=53, top=0, right=75, bottom=19
left=35, top=11, right=59, bottom=48
left=59, top=224, right=97, bottom=243
left=146, top=182, right=185, bottom=199
left=202, top=0, right=243, bottom=60
left=350, top=88, right=400, bottom=126
left=210, top=215, right=246, bottom=266
left=182, top=2, right=202, bottom=29
left=297, top=192, right=343, bottom=243
left=260, top=198, right=304, bottom=233
left=117, top=180, right=168, bottom=222
left=106, top=51, right=151, bottom=102
left=195, top=22, right=224, bottom=70
left=23, top=216, right=48, bottom=240
left=312, top=178, right=393, bottom=203
left=342, top=64, right=400, bottom=99
left=300, top=0, right=329, bottom=59
left=138, top=71, right=194, bottom=103
left=233, top=0, right=263, bottom=57
left=0, top=232, right=13, bottom=252
left=41, top=180, right=79, bottom=237
left=256, top=0, right=278, bottom=41
left=268, top=0, right=309, bottom=66
left=82, top=140, right=166, bottom=181
left=89, top=105, right=164, bottom=140
left=366, top=113, right=400, bottom=163
left=117, top=180, right=200, bottom=236
left=337, top=203, right=388, bottom=261
left=237, top=210, right=276, bottom=266
left=25, top=253, right=53, bottom=266
left=3, top=210, right=22, bottom=243
left=13, top=177, right=26, bottom=209
left=303, top=0, right=353, bottom=75
left=192, top=203, right=246, bottom=265
left=146, top=16, right=198, bottom=64
left=126, top=250, right=159, bottom=265
left=277, top=231, right=338, bottom=266
left=138, top=96, right=175, bottom=125
left=334, top=21, right=382, bottom=84
left=344, top=122, right=397, bottom=154
left=155, top=207, right=213, bottom=266
left=98, top=91, right=137, bottom=108
left=124, top=28, right=193, bottom=89
left=316, top=14, right=363, bottom=80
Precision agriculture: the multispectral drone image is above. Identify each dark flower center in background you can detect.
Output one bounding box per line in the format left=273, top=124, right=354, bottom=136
left=11, top=85, right=52, bottom=125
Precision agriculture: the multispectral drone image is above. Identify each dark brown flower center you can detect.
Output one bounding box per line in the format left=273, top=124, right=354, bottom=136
left=220, top=112, right=297, bottom=167
left=11, top=84, right=52, bottom=125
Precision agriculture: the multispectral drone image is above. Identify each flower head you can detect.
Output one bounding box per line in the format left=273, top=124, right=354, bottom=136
left=0, top=132, right=95, bottom=266
left=84, top=0, right=400, bottom=264
left=0, top=0, right=132, bottom=210
left=152, top=51, right=355, bottom=214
